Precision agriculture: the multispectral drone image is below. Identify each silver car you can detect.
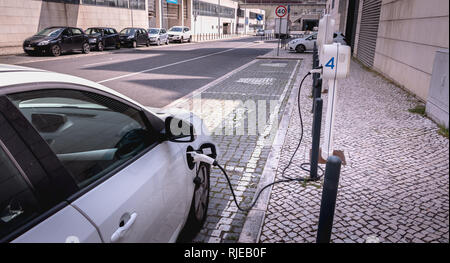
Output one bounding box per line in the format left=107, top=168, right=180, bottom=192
left=147, top=28, right=169, bottom=46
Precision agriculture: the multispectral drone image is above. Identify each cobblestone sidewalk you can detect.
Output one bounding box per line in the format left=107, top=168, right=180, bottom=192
left=171, top=57, right=302, bottom=243
left=259, top=54, right=449, bottom=243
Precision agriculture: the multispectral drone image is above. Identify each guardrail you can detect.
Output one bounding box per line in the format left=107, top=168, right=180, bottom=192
left=191, top=33, right=277, bottom=42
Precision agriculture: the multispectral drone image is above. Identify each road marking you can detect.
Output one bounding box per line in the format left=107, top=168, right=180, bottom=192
left=163, top=59, right=258, bottom=109
left=209, top=60, right=300, bottom=243
left=236, top=77, right=275, bottom=85
left=97, top=42, right=260, bottom=84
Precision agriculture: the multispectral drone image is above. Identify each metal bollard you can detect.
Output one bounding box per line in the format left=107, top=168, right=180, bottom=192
left=310, top=98, right=323, bottom=180
left=312, top=77, right=322, bottom=113
left=316, top=156, right=342, bottom=243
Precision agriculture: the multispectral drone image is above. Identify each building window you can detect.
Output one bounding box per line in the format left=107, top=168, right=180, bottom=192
left=82, top=0, right=144, bottom=10
left=193, top=0, right=235, bottom=19
left=43, top=0, right=80, bottom=3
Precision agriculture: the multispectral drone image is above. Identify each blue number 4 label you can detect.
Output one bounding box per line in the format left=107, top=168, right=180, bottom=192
left=325, top=57, right=335, bottom=70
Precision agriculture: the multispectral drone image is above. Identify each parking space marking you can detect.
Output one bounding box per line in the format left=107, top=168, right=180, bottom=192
left=208, top=60, right=300, bottom=242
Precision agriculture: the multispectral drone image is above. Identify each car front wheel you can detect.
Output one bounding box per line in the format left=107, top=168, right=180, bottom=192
left=82, top=42, right=90, bottom=54
left=97, top=41, right=104, bottom=51
left=295, top=44, right=305, bottom=53
left=177, top=163, right=210, bottom=242
left=51, top=44, right=61, bottom=56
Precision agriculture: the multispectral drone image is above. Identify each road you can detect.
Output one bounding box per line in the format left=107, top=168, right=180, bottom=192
left=6, top=37, right=273, bottom=108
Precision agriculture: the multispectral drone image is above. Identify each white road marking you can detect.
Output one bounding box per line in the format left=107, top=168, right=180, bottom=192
left=236, top=78, right=275, bottom=85
left=97, top=42, right=259, bottom=84
left=209, top=60, right=300, bottom=242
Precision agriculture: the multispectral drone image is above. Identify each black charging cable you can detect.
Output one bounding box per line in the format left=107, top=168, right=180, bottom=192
left=209, top=70, right=324, bottom=212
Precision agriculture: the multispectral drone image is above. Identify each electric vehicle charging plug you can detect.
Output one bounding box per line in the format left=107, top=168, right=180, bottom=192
left=187, top=151, right=216, bottom=166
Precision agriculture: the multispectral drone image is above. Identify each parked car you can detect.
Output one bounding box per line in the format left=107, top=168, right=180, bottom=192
left=0, top=64, right=217, bottom=243
left=288, top=32, right=348, bottom=53
left=256, top=29, right=265, bottom=36
left=168, top=26, right=192, bottom=43
left=23, top=27, right=90, bottom=56
left=147, top=28, right=169, bottom=46
left=85, top=27, right=121, bottom=51
left=119, top=28, right=150, bottom=48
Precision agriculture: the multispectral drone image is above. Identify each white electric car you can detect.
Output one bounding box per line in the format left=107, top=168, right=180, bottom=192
left=0, top=64, right=217, bottom=243
left=288, top=32, right=348, bottom=53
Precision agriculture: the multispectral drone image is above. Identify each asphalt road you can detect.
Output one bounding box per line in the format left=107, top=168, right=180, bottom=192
left=10, top=37, right=273, bottom=108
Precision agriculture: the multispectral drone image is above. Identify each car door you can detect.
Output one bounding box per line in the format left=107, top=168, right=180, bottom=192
left=60, top=28, right=73, bottom=52
left=161, top=29, right=168, bottom=42
left=6, top=87, right=191, bottom=243
left=105, top=28, right=113, bottom=47
left=70, top=28, right=84, bottom=50
left=141, top=29, right=148, bottom=44
left=0, top=100, right=101, bottom=243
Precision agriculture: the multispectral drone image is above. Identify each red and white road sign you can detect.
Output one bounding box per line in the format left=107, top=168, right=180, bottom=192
left=275, top=5, right=287, bottom=18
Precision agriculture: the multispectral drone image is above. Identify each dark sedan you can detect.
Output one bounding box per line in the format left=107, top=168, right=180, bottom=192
left=119, top=28, right=150, bottom=48
left=86, top=27, right=121, bottom=51
left=23, top=27, right=90, bottom=56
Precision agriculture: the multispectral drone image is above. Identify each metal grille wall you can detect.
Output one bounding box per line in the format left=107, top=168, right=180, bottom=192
left=357, top=0, right=381, bottom=67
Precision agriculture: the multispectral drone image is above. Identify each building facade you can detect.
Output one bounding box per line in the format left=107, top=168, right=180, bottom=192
left=327, top=0, right=449, bottom=103
left=239, top=0, right=326, bottom=32
left=0, top=0, right=149, bottom=50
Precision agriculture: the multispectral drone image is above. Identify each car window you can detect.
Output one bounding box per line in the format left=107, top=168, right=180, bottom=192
left=36, top=27, right=64, bottom=37
left=71, top=28, right=83, bottom=35
left=8, top=89, right=158, bottom=189
left=62, top=28, right=72, bottom=36
left=161, top=29, right=166, bottom=34
left=0, top=142, right=41, bottom=240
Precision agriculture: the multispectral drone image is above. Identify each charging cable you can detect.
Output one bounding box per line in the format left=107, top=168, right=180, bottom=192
left=188, top=68, right=324, bottom=212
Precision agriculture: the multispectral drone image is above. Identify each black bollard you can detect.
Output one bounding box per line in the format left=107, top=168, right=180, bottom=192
left=310, top=98, right=323, bottom=180
left=312, top=78, right=322, bottom=113
left=316, top=156, right=342, bottom=243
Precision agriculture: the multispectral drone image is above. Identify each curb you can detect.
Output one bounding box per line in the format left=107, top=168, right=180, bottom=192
left=238, top=58, right=306, bottom=243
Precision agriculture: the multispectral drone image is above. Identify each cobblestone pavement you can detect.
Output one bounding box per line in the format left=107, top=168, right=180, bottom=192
left=259, top=53, right=449, bottom=243
left=172, top=55, right=302, bottom=243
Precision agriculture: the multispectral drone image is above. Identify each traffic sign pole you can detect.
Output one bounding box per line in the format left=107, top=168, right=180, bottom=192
left=275, top=5, right=287, bottom=57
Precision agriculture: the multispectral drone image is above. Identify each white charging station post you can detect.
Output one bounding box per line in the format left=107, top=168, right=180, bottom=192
left=316, top=15, right=351, bottom=160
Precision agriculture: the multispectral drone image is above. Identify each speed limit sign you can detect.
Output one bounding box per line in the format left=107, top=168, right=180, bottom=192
left=275, top=5, right=287, bottom=18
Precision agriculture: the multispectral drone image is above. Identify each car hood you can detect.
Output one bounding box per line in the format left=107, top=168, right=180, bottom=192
left=25, top=35, right=55, bottom=44
left=148, top=34, right=159, bottom=37
left=168, top=32, right=182, bottom=35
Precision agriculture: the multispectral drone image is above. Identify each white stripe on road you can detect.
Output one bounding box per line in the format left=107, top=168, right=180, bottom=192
left=96, top=42, right=259, bottom=84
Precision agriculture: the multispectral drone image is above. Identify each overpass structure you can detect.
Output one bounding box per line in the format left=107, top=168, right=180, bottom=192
left=237, top=0, right=326, bottom=31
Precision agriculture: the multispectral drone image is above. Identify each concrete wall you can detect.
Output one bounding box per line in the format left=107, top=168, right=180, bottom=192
left=373, top=0, right=449, bottom=100
left=192, top=0, right=238, bottom=34
left=0, top=0, right=148, bottom=49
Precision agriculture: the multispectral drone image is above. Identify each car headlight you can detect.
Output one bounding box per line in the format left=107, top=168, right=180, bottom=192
left=127, top=35, right=134, bottom=39
left=37, top=40, right=49, bottom=46
left=89, top=38, right=97, bottom=43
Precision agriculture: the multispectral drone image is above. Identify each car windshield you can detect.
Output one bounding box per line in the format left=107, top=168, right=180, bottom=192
left=148, top=29, right=160, bottom=34
left=169, top=27, right=182, bottom=32
left=36, top=27, right=64, bottom=37
left=120, top=28, right=136, bottom=35
left=86, top=28, right=102, bottom=35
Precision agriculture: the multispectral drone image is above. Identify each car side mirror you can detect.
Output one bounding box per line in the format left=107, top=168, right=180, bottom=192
left=164, top=116, right=195, bottom=143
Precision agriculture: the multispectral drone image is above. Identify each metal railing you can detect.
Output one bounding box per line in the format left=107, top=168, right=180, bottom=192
left=191, top=32, right=277, bottom=42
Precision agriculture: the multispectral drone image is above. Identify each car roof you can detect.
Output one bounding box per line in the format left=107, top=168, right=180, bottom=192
left=0, top=64, right=148, bottom=110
